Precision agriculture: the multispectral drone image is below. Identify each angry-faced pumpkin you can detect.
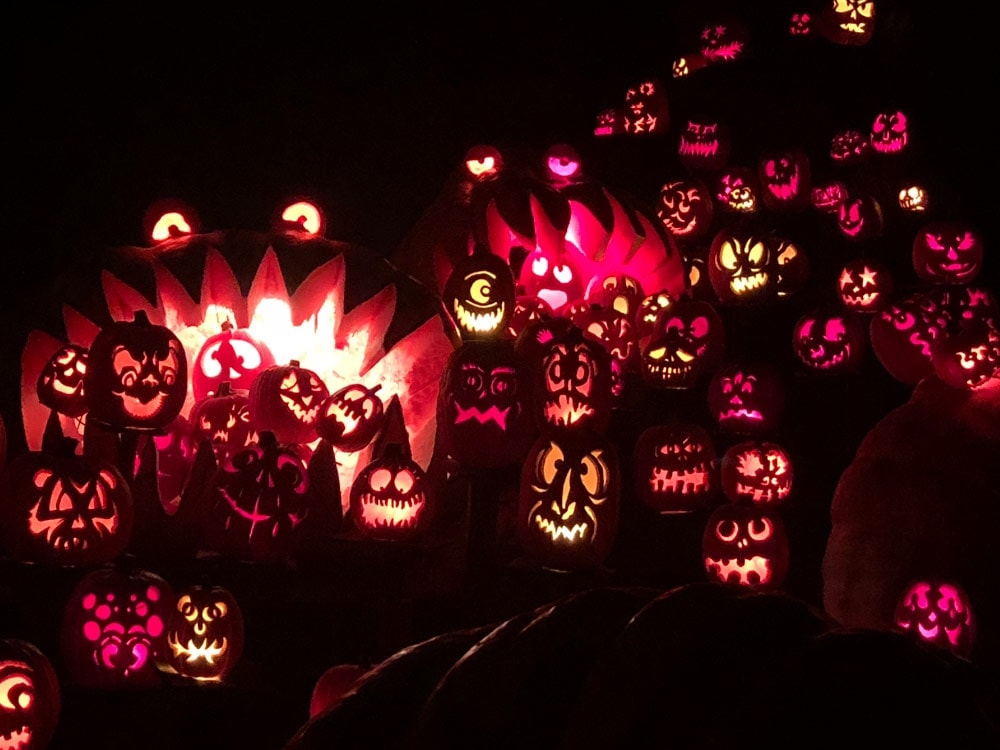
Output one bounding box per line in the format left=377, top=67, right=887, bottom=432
left=248, top=360, right=329, bottom=446
left=36, top=344, right=89, bottom=418
left=720, top=440, right=794, bottom=505
left=792, top=306, right=867, bottom=373
left=870, top=108, right=908, bottom=154
left=677, top=119, right=731, bottom=172
left=0, top=638, right=60, bottom=750
left=518, top=429, right=620, bottom=572
left=633, top=423, right=717, bottom=514
left=189, top=382, right=255, bottom=466
left=911, top=221, right=984, bottom=285
left=164, top=584, right=244, bottom=682
left=623, top=78, right=669, bottom=134
left=818, top=0, right=876, bottom=46
left=702, top=503, right=789, bottom=589
left=708, top=228, right=776, bottom=305
left=707, top=362, right=785, bottom=435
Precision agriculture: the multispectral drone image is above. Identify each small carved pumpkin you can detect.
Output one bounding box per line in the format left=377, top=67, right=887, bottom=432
left=893, top=578, right=975, bottom=660
left=829, top=129, right=871, bottom=164
left=0, top=638, right=60, bottom=750
left=584, top=274, right=644, bottom=320
left=593, top=108, right=624, bottom=137
left=634, top=290, right=676, bottom=340
left=911, top=221, right=984, bottom=285
left=715, top=168, right=760, bottom=214
left=84, top=310, right=188, bottom=431
left=837, top=194, right=884, bottom=241
left=657, top=179, right=714, bottom=241
left=792, top=306, right=867, bottom=373
left=707, top=362, right=785, bottom=435
left=870, top=108, right=908, bottom=155
left=315, top=383, right=385, bottom=453
left=623, top=78, right=668, bottom=135
left=36, top=344, right=89, bottom=418
left=698, top=17, right=749, bottom=63
left=518, top=429, right=620, bottom=572
left=189, top=382, right=255, bottom=466
left=720, top=440, right=794, bottom=505
left=810, top=180, right=849, bottom=214
left=349, top=443, right=432, bottom=542
left=0, top=438, right=134, bottom=567
left=838, top=257, right=893, bottom=312
left=506, top=296, right=554, bottom=342
left=248, top=360, right=329, bottom=446
left=818, top=0, right=875, bottom=46
left=702, top=503, right=789, bottom=589
left=633, top=423, right=717, bottom=514
left=708, top=228, right=776, bottom=305
left=897, top=184, right=929, bottom=213
left=678, top=119, right=731, bottom=172
left=757, top=147, right=811, bottom=213
left=164, top=584, right=244, bottom=682
left=191, top=323, right=276, bottom=402
left=442, top=243, right=516, bottom=340
left=639, top=298, right=725, bottom=389
left=60, top=565, right=174, bottom=689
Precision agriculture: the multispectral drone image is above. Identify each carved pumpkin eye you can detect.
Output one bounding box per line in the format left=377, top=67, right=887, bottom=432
left=578, top=450, right=609, bottom=498
left=393, top=469, right=415, bottom=494
left=747, top=241, right=765, bottom=266
left=719, top=240, right=739, bottom=271
left=748, top=517, right=773, bottom=540
left=280, top=374, right=298, bottom=391
left=532, top=256, right=549, bottom=276
left=369, top=468, right=393, bottom=492
left=0, top=668, right=33, bottom=711
left=469, top=277, right=492, bottom=304
left=536, top=442, right=565, bottom=486
left=716, top=519, right=739, bottom=542
left=490, top=369, right=516, bottom=396
left=552, top=265, right=573, bottom=284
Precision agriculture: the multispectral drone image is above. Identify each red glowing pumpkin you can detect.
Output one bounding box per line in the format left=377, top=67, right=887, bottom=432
left=191, top=323, right=276, bottom=402
left=0, top=638, right=60, bottom=750
left=163, top=584, right=244, bottom=682
left=911, top=221, right=984, bottom=285
left=702, top=503, right=789, bottom=589
left=792, top=306, right=867, bottom=373
left=720, top=440, right=794, bottom=505
left=248, top=360, right=329, bottom=446
left=707, top=362, right=785, bottom=435
left=893, top=578, right=976, bottom=660
left=633, top=423, right=718, bottom=514
left=315, top=383, right=386, bottom=453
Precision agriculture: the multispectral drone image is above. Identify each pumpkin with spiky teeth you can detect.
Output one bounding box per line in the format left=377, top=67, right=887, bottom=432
left=349, top=443, right=430, bottom=541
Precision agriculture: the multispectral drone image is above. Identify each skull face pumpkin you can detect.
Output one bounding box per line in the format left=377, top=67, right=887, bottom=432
left=639, top=299, right=725, bottom=389
left=894, top=579, right=976, bottom=659
left=36, top=344, right=89, bottom=418
left=702, top=503, right=789, bottom=589
left=349, top=444, right=432, bottom=541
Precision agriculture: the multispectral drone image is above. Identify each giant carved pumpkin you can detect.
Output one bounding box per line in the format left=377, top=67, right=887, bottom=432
left=633, top=423, right=718, bottom=514
left=163, top=584, right=244, bottom=682
left=518, top=429, right=620, bottom=572
left=60, top=564, right=174, bottom=689
left=0, top=438, right=134, bottom=567
left=0, top=638, right=60, bottom=750
left=702, top=503, right=790, bottom=589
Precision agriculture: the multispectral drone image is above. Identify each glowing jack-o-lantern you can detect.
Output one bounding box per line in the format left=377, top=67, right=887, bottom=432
left=572, top=304, right=639, bottom=375
left=810, top=180, right=849, bottom=214
left=707, top=362, right=785, bottom=435
left=190, top=382, right=255, bottom=466
left=758, top=148, right=811, bottom=213
left=248, top=360, right=329, bottom=446
left=274, top=198, right=325, bottom=237
left=639, top=299, right=725, bottom=389
left=678, top=119, right=731, bottom=172
left=837, top=194, right=884, bottom=241
left=708, top=228, right=776, bottom=305
left=635, top=290, right=676, bottom=340
left=720, top=440, right=793, bottom=505
left=893, top=578, right=975, bottom=659
left=437, top=339, right=535, bottom=468
left=699, top=17, right=749, bottom=63
left=0, top=438, right=134, bottom=568
left=838, top=257, right=893, bottom=312
left=593, top=108, right=624, bottom=137
left=932, top=319, right=1000, bottom=390
left=792, top=306, right=867, bottom=373
left=164, top=584, right=244, bottom=682
left=0, top=638, right=60, bottom=750
left=350, top=443, right=432, bottom=542
left=442, top=243, right=515, bottom=340
left=36, top=344, right=89, bottom=418
left=584, top=274, right=644, bottom=319
left=657, top=179, right=714, bottom=241
left=315, top=383, right=385, bottom=453
left=633, top=423, right=717, bottom=514
left=517, top=245, right=585, bottom=315
left=870, top=109, right=908, bottom=154
left=716, top=168, right=760, bottom=214
left=702, top=503, right=789, bottom=589
left=789, top=11, right=812, bottom=35
left=518, top=429, right=620, bottom=572
left=623, top=79, right=668, bottom=134
left=829, top=129, right=871, bottom=165
left=869, top=292, right=950, bottom=385
left=60, top=565, right=174, bottom=689
left=84, top=310, right=188, bottom=432
left=912, top=221, right=984, bottom=285
left=534, top=326, right=613, bottom=433
left=898, top=184, right=929, bottom=212
left=191, top=323, right=276, bottom=402
left=143, top=198, right=199, bottom=244
left=818, top=0, right=875, bottom=46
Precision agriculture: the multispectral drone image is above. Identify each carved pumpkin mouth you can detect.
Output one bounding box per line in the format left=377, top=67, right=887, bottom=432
left=358, top=492, right=425, bottom=530
left=280, top=394, right=319, bottom=423
left=735, top=480, right=790, bottom=502
left=167, top=634, right=228, bottom=664
left=719, top=408, right=762, bottom=422
left=839, top=21, right=867, bottom=33
left=845, top=291, right=878, bottom=307
left=705, top=555, right=772, bottom=585
left=767, top=179, right=798, bottom=201
left=679, top=140, right=718, bottom=158
left=929, top=261, right=974, bottom=277
left=536, top=289, right=569, bottom=311
left=542, top=395, right=594, bottom=427
left=649, top=466, right=710, bottom=494
left=452, top=403, right=510, bottom=430
left=0, top=725, right=30, bottom=748
left=453, top=300, right=505, bottom=333
left=805, top=345, right=849, bottom=368
left=52, top=378, right=84, bottom=396
left=729, top=272, right=767, bottom=295
left=118, top=392, right=166, bottom=419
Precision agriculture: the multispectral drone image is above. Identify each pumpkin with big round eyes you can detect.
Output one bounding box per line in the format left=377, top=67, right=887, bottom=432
left=36, top=344, right=89, bottom=418
left=163, top=584, right=244, bottom=682
left=191, top=322, right=276, bottom=403
left=715, top=168, right=760, bottom=215
left=248, top=360, right=329, bottom=446
left=707, top=362, right=785, bottom=435
left=517, top=245, right=585, bottom=316
left=442, top=243, right=516, bottom=340
left=315, top=383, right=385, bottom=453
left=792, top=306, right=867, bottom=373
left=349, top=443, right=433, bottom=542
left=0, top=638, right=60, bottom=750
left=893, top=578, right=976, bottom=660
left=84, top=310, right=188, bottom=431
left=702, top=503, right=789, bottom=589
left=911, top=221, right=984, bottom=285
left=534, top=325, right=614, bottom=433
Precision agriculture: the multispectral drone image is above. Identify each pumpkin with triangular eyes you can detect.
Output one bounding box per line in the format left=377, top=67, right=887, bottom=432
left=708, top=228, right=777, bottom=305
left=707, top=362, right=785, bottom=435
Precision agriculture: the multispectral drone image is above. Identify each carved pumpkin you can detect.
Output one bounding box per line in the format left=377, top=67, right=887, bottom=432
left=698, top=17, right=750, bottom=63
left=838, top=257, right=893, bottom=312
left=506, top=295, right=553, bottom=341
left=792, top=306, right=867, bottom=373
left=0, top=438, right=133, bottom=567
left=442, top=243, right=516, bottom=340
left=583, top=274, right=644, bottom=320
left=870, top=108, right=908, bottom=154
left=898, top=184, right=929, bottom=213
left=639, top=298, right=725, bottom=389
left=829, top=129, right=871, bottom=164
left=572, top=303, right=639, bottom=374
left=534, top=325, right=614, bottom=433
left=248, top=360, right=329, bottom=446
left=60, top=564, right=174, bottom=689
left=349, top=444, right=432, bottom=542
left=715, top=168, right=760, bottom=214
left=911, top=221, right=984, bottom=285
left=708, top=228, right=776, bottom=305
left=702, top=503, right=789, bottom=589
left=893, top=578, right=976, bottom=660
left=164, top=584, right=244, bottom=682
left=593, top=108, right=624, bottom=137
left=517, top=429, right=620, bottom=572
left=189, top=382, right=255, bottom=466
left=633, top=423, right=717, bottom=514
left=84, top=310, right=188, bottom=431
left=437, top=339, right=535, bottom=468
left=707, top=362, right=785, bottom=435
left=757, top=147, right=811, bottom=213
left=191, top=323, right=276, bottom=402
left=720, top=440, right=794, bottom=505
left=517, top=245, right=585, bottom=316
left=656, top=179, right=714, bottom=241
left=818, top=0, right=875, bottom=46
left=634, top=290, right=676, bottom=340
left=35, top=344, right=89, bottom=418
left=837, top=194, right=884, bottom=241
left=315, top=383, right=385, bottom=453
left=869, top=291, right=950, bottom=385
left=810, top=180, right=849, bottom=214
left=931, top=319, right=1000, bottom=390
left=623, top=79, right=668, bottom=135
left=677, top=119, right=731, bottom=172
left=0, top=638, right=60, bottom=750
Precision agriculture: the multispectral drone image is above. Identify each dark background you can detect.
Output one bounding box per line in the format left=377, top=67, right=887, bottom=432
left=2, top=2, right=998, bottom=747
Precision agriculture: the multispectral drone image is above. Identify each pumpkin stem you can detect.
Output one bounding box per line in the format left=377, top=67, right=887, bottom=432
left=258, top=431, right=278, bottom=450
left=133, top=310, right=151, bottom=326
left=217, top=382, right=233, bottom=397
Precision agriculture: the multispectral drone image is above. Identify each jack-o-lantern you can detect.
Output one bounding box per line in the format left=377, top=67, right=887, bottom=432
left=715, top=168, right=760, bottom=214
left=349, top=443, right=432, bottom=542
left=517, top=245, right=585, bottom=315
left=189, top=382, right=255, bottom=466
left=315, top=383, right=385, bottom=453
left=152, top=415, right=195, bottom=515
left=198, top=431, right=316, bottom=562
left=623, top=79, right=668, bottom=135
left=829, top=129, right=871, bottom=164
left=682, top=247, right=714, bottom=302
left=702, top=503, right=789, bottom=589
left=518, top=429, right=620, bottom=572
left=572, top=304, right=639, bottom=374
left=810, top=180, right=849, bottom=214
left=773, top=237, right=810, bottom=298
left=584, top=274, right=644, bottom=320
left=442, top=243, right=516, bottom=340
left=758, top=148, right=811, bottom=213
left=707, top=362, right=785, bottom=435
left=927, top=285, right=1000, bottom=334
left=248, top=360, right=329, bottom=446
left=36, top=344, right=89, bottom=418
left=0, top=638, right=60, bottom=750
left=84, top=310, right=188, bottom=431
left=593, top=108, right=624, bottom=137
left=911, top=221, right=984, bottom=285
left=792, top=306, right=866, bottom=373
left=869, top=292, right=950, bottom=385
left=164, top=584, right=244, bottom=682
left=893, top=578, right=975, bottom=660
left=838, top=257, right=893, bottom=312
left=633, top=423, right=717, bottom=514
left=634, top=290, right=676, bottom=340
left=678, top=119, right=731, bottom=172
left=60, top=565, right=174, bottom=689
left=273, top=197, right=326, bottom=237
left=898, top=184, right=929, bottom=213
left=720, top=440, right=793, bottom=505
left=818, top=0, right=875, bottom=46
left=191, top=323, right=276, bottom=402
left=639, top=298, right=725, bottom=389
left=789, top=11, right=812, bottom=35
left=656, top=179, right=714, bottom=241
left=931, top=319, right=1000, bottom=390
left=837, top=194, right=884, bottom=241
left=534, top=326, right=613, bottom=433
left=437, top=339, right=535, bottom=468
left=698, top=17, right=749, bottom=63
left=870, top=108, right=908, bottom=154
left=670, top=54, right=707, bottom=79
left=0, top=438, right=134, bottom=567
left=708, top=228, right=777, bottom=305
